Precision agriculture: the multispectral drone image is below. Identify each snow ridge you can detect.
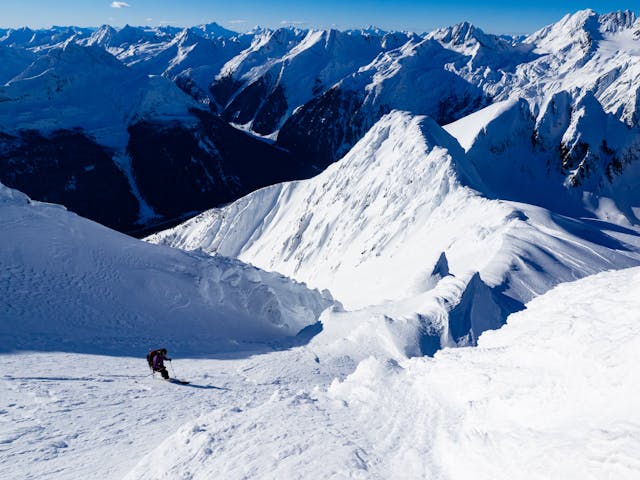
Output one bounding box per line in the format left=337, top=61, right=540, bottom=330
left=150, top=109, right=640, bottom=355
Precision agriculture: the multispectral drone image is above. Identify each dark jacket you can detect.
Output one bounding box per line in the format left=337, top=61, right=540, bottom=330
left=151, top=351, right=171, bottom=370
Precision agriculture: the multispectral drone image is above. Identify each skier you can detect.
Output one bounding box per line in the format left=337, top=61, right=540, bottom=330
left=147, top=348, right=171, bottom=380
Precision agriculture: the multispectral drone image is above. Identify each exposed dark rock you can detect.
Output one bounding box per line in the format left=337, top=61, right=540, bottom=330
left=0, top=111, right=317, bottom=237
left=0, top=129, right=138, bottom=231
left=128, top=110, right=314, bottom=225
left=222, top=75, right=270, bottom=125
left=253, top=84, right=288, bottom=135
left=175, top=75, right=211, bottom=107
left=209, top=74, right=244, bottom=109
left=277, top=86, right=380, bottom=170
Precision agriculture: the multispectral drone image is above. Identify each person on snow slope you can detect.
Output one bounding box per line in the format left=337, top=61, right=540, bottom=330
left=147, top=348, right=171, bottom=380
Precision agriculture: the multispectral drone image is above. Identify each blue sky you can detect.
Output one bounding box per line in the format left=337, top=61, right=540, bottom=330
left=2, top=1, right=638, bottom=34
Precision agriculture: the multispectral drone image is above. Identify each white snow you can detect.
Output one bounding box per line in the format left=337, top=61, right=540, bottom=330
left=149, top=110, right=640, bottom=314
left=3, top=10, right=640, bottom=480
left=0, top=183, right=332, bottom=355
left=0, top=42, right=201, bottom=148
left=5, top=265, right=637, bottom=479
left=443, top=98, right=518, bottom=151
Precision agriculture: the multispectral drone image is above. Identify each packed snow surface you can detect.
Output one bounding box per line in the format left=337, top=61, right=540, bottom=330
left=3, top=262, right=639, bottom=479
left=125, top=266, right=640, bottom=479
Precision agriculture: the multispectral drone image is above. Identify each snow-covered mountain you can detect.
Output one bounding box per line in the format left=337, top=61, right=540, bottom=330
left=209, top=28, right=409, bottom=134
left=445, top=95, right=640, bottom=223
left=3, top=9, right=640, bottom=480
left=279, top=9, right=640, bottom=167
left=2, top=10, right=640, bottom=233
left=0, top=40, right=311, bottom=233
left=149, top=110, right=640, bottom=352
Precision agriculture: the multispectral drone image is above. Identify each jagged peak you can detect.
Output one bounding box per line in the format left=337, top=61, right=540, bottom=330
left=599, top=10, right=637, bottom=33
left=428, top=21, right=486, bottom=46
left=174, top=27, right=201, bottom=45
left=430, top=252, right=450, bottom=278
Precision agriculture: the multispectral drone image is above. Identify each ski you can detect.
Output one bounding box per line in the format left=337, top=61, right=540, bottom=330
left=165, top=378, right=190, bottom=385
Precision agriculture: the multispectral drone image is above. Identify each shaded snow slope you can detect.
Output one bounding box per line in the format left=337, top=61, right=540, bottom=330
left=125, top=266, right=640, bottom=479
left=0, top=42, right=199, bottom=148
left=0, top=183, right=332, bottom=355
left=444, top=94, right=640, bottom=224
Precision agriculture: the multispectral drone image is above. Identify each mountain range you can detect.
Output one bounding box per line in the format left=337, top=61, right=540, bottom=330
left=0, top=9, right=639, bottom=235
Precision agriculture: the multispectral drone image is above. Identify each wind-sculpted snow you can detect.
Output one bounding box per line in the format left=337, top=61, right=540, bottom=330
left=0, top=183, right=332, bottom=355
left=124, top=267, right=640, bottom=479
left=149, top=110, right=640, bottom=354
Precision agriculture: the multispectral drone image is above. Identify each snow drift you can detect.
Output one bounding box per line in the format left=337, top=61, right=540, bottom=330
left=125, top=266, right=640, bottom=479
left=0, top=183, right=332, bottom=355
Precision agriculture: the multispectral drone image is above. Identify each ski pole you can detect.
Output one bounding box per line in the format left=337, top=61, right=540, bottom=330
left=169, top=360, right=177, bottom=378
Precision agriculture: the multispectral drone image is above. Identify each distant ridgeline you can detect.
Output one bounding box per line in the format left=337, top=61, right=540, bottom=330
left=0, top=9, right=639, bottom=234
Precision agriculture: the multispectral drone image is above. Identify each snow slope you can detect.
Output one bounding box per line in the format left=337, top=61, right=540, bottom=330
left=123, top=266, right=640, bottom=479
left=4, top=263, right=639, bottom=479
left=149, top=111, right=640, bottom=308
left=0, top=183, right=332, bottom=356
left=443, top=94, right=640, bottom=224
left=0, top=41, right=200, bottom=148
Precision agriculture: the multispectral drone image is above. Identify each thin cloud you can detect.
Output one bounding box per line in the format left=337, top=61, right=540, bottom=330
left=280, top=20, right=307, bottom=26
left=228, top=20, right=248, bottom=25
left=110, top=2, right=131, bottom=8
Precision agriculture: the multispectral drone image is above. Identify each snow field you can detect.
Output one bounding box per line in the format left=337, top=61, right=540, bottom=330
left=121, top=267, right=640, bottom=479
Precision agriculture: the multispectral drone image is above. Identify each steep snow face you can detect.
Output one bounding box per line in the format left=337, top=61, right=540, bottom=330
left=525, top=9, right=603, bottom=54
left=149, top=111, right=640, bottom=318
left=211, top=28, right=389, bottom=134
left=491, top=10, right=640, bottom=126
left=151, top=111, right=491, bottom=309
left=0, top=183, right=332, bottom=355
left=444, top=93, right=640, bottom=224
left=354, top=38, right=485, bottom=118
left=427, top=21, right=537, bottom=70
left=124, top=266, right=640, bottom=480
